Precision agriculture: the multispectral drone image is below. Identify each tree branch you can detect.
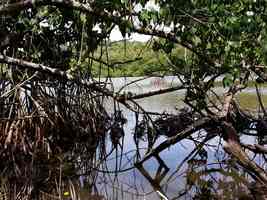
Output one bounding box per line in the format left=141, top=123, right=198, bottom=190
left=222, top=122, right=267, bottom=184
left=0, top=0, right=217, bottom=67
left=0, top=55, right=74, bottom=79
left=116, top=84, right=186, bottom=102
left=0, top=55, right=186, bottom=103
left=0, top=55, right=114, bottom=97
left=0, top=0, right=123, bottom=23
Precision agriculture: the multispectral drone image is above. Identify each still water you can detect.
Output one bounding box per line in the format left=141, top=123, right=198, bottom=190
left=93, top=76, right=260, bottom=200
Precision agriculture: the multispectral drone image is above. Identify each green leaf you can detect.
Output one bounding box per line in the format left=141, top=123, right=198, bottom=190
left=223, top=74, right=234, bottom=88
left=80, top=13, right=86, bottom=23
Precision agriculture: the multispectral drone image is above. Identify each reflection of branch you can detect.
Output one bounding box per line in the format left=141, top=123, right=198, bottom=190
left=166, top=133, right=216, bottom=184
left=135, top=154, right=169, bottom=200
left=136, top=117, right=211, bottom=164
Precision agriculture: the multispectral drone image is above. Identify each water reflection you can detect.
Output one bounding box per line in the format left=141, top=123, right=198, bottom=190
left=93, top=77, right=264, bottom=200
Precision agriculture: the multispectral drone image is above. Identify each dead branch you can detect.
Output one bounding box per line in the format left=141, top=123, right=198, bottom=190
left=116, top=84, right=186, bottom=102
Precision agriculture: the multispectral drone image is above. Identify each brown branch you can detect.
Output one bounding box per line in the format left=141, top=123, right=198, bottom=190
left=132, top=27, right=218, bottom=67
left=0, top=55, right=74, bottom=80
left=0, top=55, right=187, bottom=104
left=255, top=83, right=267, bottom=116
left=133, top=27, right=197, bottom=54
left=222, top=122, right=267, bottom=184
left=116, top=85, right=186, bottom=102
left=0, top=55, right=115, bottom=98
left=224, top=141, right=267, bottom=184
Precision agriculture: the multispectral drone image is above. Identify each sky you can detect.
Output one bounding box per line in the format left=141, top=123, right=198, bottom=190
left=109, top=1, right=159, bottom=42
left=109, top=26, right=152, bottom=42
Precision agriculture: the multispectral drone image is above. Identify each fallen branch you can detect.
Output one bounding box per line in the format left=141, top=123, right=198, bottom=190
left=116, top=84, right=186, bottom=102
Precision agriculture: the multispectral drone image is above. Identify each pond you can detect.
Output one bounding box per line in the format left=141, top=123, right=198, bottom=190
left=83, top=76, right=265, bottom=200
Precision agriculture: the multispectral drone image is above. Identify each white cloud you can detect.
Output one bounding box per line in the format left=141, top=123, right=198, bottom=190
left=109, top=26, right=151, bottom=42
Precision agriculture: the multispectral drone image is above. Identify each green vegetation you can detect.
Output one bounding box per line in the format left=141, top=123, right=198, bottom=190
left=237, top=92, right=267, bottom=110
left=91, top=41, right=186, bottom=77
